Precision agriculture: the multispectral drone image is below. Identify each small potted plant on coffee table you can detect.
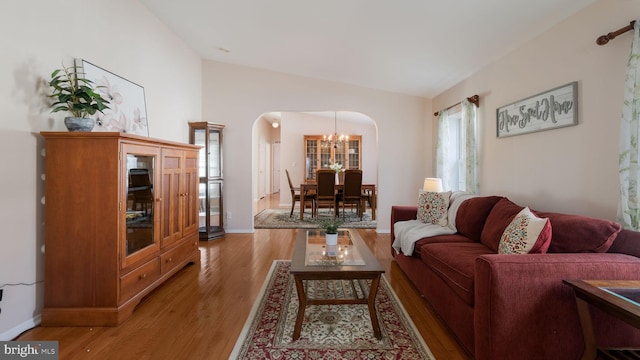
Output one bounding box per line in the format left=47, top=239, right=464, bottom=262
left=319, top=218, right=343, bottom=247
left=48, top=62, right=110, bottom=131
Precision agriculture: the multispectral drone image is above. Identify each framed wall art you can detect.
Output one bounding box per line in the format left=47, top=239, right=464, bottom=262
left=80, top=59, right=149, bottom=136
left=496, top=81, right=578, bottom=138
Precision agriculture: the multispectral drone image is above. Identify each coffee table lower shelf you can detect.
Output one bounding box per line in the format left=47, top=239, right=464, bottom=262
left=597, top=348, right=640, bottom=359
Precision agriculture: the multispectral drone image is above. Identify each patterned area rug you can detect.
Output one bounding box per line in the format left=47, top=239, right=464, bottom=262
left=254, top=208, right=376, bottom=229
left=229, top=261, right=434, bottom=359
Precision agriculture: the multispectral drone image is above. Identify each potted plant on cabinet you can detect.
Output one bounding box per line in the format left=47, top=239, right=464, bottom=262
left=48, top=62, right=110, bottom=131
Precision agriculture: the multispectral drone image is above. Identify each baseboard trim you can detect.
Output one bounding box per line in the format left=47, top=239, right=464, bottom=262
left=1, top=314, right=41, bottom=341
left=226, top=228, right=256, bottom=234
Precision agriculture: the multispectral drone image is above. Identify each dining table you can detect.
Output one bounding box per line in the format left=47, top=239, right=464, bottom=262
left=299, top=182, right=376, bottom=221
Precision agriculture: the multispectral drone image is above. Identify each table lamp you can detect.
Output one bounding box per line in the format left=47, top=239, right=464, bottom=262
left=423, top=178, right=443, bottom=192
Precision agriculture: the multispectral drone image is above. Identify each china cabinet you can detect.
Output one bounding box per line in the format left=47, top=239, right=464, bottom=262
left=303, top=135, right=361, bottom=182
left=188, top=122, right=225, bottom=240
left=40, top=132, right=200, bottom=326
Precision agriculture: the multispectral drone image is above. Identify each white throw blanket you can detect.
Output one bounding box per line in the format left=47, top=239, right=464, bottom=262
left=392, top=191, right=476, bottom=256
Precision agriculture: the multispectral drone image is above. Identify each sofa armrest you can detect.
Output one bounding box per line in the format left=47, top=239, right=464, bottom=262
left=390, top=206, right=418, bottom=255
left=474, top=253, right=640, bottom=360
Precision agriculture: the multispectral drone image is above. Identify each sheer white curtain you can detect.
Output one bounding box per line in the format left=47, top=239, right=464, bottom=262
left=618, top=19, right=640, bottom=230
left=435, top=108, right=452, bottom=189
left=436, top=99, right=479, bottom=193
left=461, top=99, right=479, bottom=193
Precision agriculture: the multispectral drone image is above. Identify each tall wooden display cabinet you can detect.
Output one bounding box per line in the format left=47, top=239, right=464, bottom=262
left=188, top=122, right=225, bottom=240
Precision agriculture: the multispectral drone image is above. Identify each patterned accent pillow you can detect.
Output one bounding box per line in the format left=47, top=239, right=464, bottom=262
left=498, top=207, right=552, bottom=254
left=417, top=191, right=451, bottom=226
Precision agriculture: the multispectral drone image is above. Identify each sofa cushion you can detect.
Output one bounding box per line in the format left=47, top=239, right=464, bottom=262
left=417, top=191, right=451, bottom=226
left=420, top=242, right=494, bottom=306
left=536, top=211, right=621, bottom=253
left=481, top=198, right=524, bottom=252
left=456, top=196, right=504, bottom=242
left=608, top=229, right=640, bottom=257
left=413, top=234, right=475, bottom=258
left=498, top=207, right=552, bottom=254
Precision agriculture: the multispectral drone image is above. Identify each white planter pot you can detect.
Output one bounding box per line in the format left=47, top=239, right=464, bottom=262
left=325, top=233, right=338, bottom=246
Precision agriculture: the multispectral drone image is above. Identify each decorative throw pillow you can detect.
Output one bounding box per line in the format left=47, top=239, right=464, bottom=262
left=417, top=191, right=451, bottom=226
left=498, top=207, right=552, bottom=254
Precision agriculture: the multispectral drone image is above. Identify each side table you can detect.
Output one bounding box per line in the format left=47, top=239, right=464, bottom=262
left=563, top=279, right=640, bottom=360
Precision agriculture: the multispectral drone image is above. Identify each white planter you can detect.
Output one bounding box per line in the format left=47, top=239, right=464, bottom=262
left=325, top=233, right=338, bottom=246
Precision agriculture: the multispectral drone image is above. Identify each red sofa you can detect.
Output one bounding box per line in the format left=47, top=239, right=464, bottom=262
left=391, top=196, right=640, bottom=360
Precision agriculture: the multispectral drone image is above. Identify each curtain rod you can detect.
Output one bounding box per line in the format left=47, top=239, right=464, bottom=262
left=434, top=95, right=479, bottom=117
left=597, top=20, right=636, bottom=45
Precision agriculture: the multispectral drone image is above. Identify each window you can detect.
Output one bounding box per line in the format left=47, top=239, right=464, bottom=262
left=441, top=109, right=463, bottom=190
left=436, top=100, right=479, bottom=193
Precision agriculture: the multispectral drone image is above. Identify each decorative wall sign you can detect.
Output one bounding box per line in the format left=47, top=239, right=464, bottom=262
left=80, top=60, right=149, bottom=136
left=496, top=81, right=577, bottom=138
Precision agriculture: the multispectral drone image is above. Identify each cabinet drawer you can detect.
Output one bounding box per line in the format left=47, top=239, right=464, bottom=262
left=120, top=258, right=160, bottom=301
left=161, top=239, right=197, bottom=274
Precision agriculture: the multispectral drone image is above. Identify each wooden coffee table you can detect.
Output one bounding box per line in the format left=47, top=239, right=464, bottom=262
left=564, top=279, right=640, bottom=359
left=290, top=229, right=385, bottom=340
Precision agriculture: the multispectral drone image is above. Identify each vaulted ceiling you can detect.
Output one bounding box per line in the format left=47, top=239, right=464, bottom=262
left=141, top=0, right=596, bottom=98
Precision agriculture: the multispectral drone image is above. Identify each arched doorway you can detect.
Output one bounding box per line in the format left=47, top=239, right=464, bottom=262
left=251, top=111, right=378, bottom=225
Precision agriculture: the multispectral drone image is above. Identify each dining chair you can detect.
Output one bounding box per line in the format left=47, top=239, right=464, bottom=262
left=315, top=169, right=337, bottom=217
left=361, top=187, right=375, bottom=218
left=339, top=169, right=364, bottom=220
left=286, top=169, right=315, bottom=218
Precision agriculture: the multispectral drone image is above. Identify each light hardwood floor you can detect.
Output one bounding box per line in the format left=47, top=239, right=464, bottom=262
left=17, top=194, right=469, bottom=359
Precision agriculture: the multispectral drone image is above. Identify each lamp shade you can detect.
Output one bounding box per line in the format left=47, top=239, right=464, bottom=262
left=423, top=178, right=443, bottom=192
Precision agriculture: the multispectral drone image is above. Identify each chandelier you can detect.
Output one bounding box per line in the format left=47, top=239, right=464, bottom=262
left=323, top=112, right=349, bottom=148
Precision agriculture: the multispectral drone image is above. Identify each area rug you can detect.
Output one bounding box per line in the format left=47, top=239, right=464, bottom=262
left=229, top=260, right=434, bottom=359
left=254, top=208, right=376, bottom=229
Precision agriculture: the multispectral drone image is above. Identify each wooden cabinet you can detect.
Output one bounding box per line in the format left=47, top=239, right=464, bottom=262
left=40, top=132, right=201, bottom=326
left=303, top=135, right=362, bottom=182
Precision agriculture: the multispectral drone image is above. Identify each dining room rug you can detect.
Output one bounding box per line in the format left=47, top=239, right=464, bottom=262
left=254, top=208, right=376, bottom=229
left=229, top=260, right=434, bottom=359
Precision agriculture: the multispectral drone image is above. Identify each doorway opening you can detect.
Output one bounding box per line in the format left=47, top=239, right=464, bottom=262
left=251, top=111, right=378, bottom=222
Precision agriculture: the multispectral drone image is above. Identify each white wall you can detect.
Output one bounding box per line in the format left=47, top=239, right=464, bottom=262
left=202, top=61, right=431, bottom=232
left=0, top=0, right=202, bottom=340
left=432, top=0, right=640, bottom=221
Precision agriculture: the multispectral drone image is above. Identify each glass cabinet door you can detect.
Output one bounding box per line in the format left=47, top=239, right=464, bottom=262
left=122, top=144, right=160, bottom=267
left=209, top=130, right=221, bottom=178
left=189, top=122, right=225, bottom=240
left=305, top=138, right=318, bottom=181
left=348, top=139, right=360, bottom=169
left=199, top=180, right=223, bottom=235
